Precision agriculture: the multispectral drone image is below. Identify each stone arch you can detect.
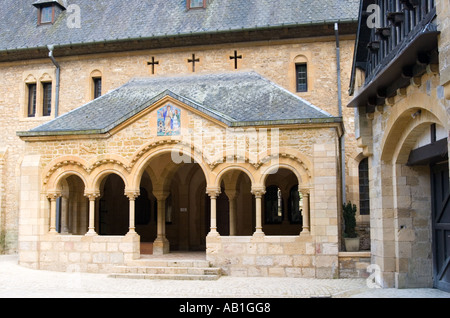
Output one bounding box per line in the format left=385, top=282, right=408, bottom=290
left=130, top=141, right=212, bottom=190
left=258, top=153, right=312, bottom=188
left=381, top=90, right=447, bottom=162
left=91, top=167, right=130, bottom=192
left=50, top=169, right=89, bottom=194
left=213, top=164, right=256, bottom=189
left=39, top=72, right=53, bottom=83
left=374, top=82, right=447, bottom=288
left=44, top=156, right=89, bottom=192
left=293, top=54, right=308, bottom=64
left=392, top=112, right=444, bottom=165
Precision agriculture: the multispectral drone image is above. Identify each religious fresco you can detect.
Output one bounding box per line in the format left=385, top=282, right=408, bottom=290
left=157, top=104, right=181, bottom=136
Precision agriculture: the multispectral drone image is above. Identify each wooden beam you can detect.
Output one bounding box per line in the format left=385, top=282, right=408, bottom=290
left=407, top=138, right=448, bottom=166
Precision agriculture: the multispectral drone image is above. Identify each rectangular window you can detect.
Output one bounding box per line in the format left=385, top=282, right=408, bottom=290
left=188, top=0, right=205, bottom=9
left=27, top=84, right=37, bottom=117
left=93, top=78, right=102, bottom=99
left=40, top=6, right=54, bottom=24
left=359, top=158, right=370, bottom=215
left=42, top=83, right=52, bottom=117
left=296, top=63, right=308, bottom=92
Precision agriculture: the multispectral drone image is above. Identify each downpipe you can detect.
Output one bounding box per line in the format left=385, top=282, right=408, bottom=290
left=47, top=44, right=60, bottom=118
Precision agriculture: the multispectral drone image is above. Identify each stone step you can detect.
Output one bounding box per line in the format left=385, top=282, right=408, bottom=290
left=108, top=273, right=221, bottom=281
left=126, top=259, right=211, bottom=268
left=112, top=265, right=221, bottom=276
left=109, top=257, right=222, bottom=280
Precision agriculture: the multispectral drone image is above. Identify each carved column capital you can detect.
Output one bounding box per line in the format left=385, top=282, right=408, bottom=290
left=84, top=191, right=100, bottom=201
left=47, top=191, right=62, bottom=201
left=125, top=189, right=140, bottom=200
left=251, top=186, right=266, bottom=198
left=206, top=187, right=221, bottom=198
left=299, top=187, right=312, bottom=196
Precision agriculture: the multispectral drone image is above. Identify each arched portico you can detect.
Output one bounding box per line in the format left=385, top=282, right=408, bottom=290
left=130, top=144, right=212, bottom=254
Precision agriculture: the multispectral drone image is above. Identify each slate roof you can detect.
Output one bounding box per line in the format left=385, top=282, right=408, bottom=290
left=0, top=0, right=359, bottom=51
left=18, top=72, right=338, bottom=136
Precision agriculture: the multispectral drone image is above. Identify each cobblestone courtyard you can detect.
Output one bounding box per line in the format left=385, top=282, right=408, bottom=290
left=0, top=255, right=449, bottom=298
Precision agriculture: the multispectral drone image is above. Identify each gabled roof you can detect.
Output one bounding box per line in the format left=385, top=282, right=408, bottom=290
left=18, top=72, right=338, bottom=137
left=0, top=0, right=359, bottom=53
left=32, top=0, right=66, bottom=8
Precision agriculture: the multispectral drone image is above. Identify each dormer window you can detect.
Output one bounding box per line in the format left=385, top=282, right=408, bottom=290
left=33, top=0, right=66, bottom=25
left=187, top=0, right=206, bottom=9
left=40, top=6, right=54, bottom=24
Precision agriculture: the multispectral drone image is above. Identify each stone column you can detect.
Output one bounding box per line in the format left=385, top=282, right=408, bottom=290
left=206, top=187, right=221, bottom=237
left=125, top=190, right=140, bottom=235
left=153, top=190, right=170, bottom=255
left=251, top=186, right=266, bottom=237
left=60, top=196, right=70, bottom=234
left=300, top=188, right=310, bottom=234
left=47, top=192, right=62, bottom=234
left=85, top=191, right=100, bottom=236
left=224, top=189, right=239, bottom=236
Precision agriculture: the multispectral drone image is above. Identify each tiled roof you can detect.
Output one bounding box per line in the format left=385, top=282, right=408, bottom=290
left=19, top=72, right=337, bottom=136
left=1, top=0, right=359, bottom=51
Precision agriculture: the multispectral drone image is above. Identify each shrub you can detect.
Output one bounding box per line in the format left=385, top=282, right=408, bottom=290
left=343, top=202, right=357, bottom=238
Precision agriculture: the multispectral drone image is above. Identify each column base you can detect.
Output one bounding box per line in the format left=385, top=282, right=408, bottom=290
left=85, top=230, right=98, bottom=237
left=126, top=230, right=139, bottom=237
left=207, top=229, right=220, bottom=238
left=252, top=230, right=265, bottom=238
left=300, top=229, right=310, bottom=236
left=153, top=236, right=170, bottom=255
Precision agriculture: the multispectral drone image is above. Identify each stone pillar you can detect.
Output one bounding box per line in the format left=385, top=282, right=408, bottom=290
left=60, top=196, right=70, bottom=234
left=251, top=186, right=265, bottom=237
left=224, top=189, right=238, bottom=236
left=300, top=188, right=310, bottom=234
left=47, top=192, right=62, bottom=234
left=206, top=187, right=221, bottom=237
left=153, top=190, right=170, bottom=255
left=125, top=190, right=140, bottom=235
left=85, top=191, right=100, bottom=236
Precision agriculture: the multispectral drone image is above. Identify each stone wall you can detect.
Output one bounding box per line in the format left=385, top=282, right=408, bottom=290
left=356, top=68, right=450, bottom=287
left=207, top=235, right=332, bottom=278
left=437, top=0, right=450, bottom=91
left=0, top=37, right=359, bottom=254
left=338, top=252, right=371, bottom=279
left=24, top=234, right=139, bottom=273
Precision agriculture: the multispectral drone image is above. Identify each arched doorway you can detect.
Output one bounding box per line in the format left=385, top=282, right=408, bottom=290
left=215, top=169, right=255, bottom=236
left=134, top=151, right=209, bottom=254
left=377, top=106, right=450, bottom=290
left=263, top=168, right=302, bottom=235
left=98, top=173, right=128, bottom=235
left=56, top=174, right=88, bottom=235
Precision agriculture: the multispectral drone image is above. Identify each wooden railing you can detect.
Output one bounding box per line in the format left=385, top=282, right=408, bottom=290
left=364, top=0, right=436, bottom=84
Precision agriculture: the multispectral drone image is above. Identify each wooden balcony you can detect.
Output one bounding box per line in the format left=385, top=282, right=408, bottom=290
left=348, top=0, right=439, bottom=110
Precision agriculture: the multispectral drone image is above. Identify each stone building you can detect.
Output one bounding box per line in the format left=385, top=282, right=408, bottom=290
left=349, top=0, right=450, bottom=292
left=0, top=0, right=368, bottom=278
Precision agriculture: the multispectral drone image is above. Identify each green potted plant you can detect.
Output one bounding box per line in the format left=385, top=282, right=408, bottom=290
left=343, top=202, right=360, bottom=252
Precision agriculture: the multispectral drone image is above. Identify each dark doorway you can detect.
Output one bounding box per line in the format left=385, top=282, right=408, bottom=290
left=431, top=161, right=450, bottom=292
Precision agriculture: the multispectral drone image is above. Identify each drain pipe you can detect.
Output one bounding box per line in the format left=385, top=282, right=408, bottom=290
left=335, top=23, right=346, bottom=206
left=47, top=45, right=60, bottom=118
